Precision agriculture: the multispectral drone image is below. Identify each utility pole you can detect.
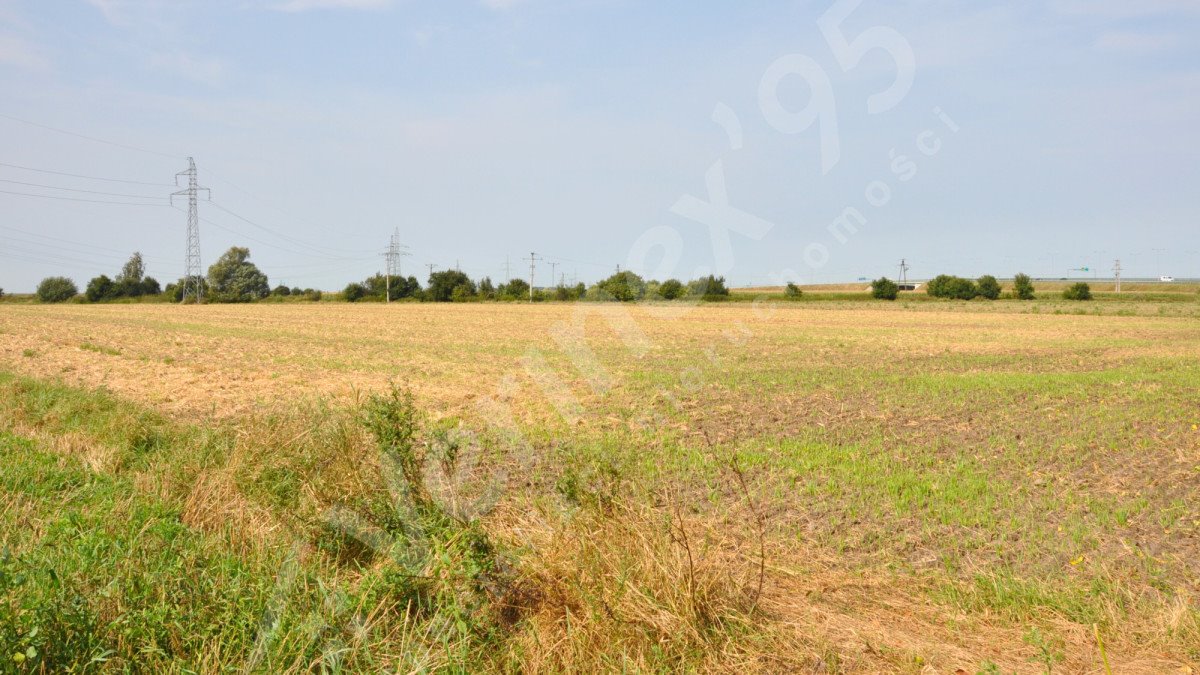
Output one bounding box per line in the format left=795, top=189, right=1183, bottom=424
left=503, top=255, right=512, bottom=284
left=526, top=251, right=541, bottom=303
left=1113, top=259, right=1122, bottom=293
left=426, top=263, right=436, bottom=279
left=171, top=157, right=210, bottom=304
left=549, top=261, right=558, bottom=287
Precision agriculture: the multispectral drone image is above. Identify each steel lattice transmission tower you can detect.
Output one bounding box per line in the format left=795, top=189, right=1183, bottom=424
left=171, top=157, right=210, bottom=304
left=382, top=228, right=410, bottom=302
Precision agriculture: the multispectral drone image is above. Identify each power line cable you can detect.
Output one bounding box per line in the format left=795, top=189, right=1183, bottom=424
left=208, top=201, right=364, bottom=259
left=0, top=178, right=168, bottom=200
left=0, top=161, right=175, bottom=187
left=181, top=206, right=373, bottom=263
left=203, top=168, right=376, bottom=256
left=0, top=231, right=174, bottom=266
left=0, top=188, right=168, bottom=206
left=0, top=112, right=182, bottom=160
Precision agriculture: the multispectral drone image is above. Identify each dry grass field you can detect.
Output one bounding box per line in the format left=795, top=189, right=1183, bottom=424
left=2, top=296, right=1198, bottom=672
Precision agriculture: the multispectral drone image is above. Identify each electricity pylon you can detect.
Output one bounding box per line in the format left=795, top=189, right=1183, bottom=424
left=171, top=157, right=210, bottom=304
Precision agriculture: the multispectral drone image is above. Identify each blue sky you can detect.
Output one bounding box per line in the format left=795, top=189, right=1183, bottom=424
left=1, top=0, right=1197, bottom=291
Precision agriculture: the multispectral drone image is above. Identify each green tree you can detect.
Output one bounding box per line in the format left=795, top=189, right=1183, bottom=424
left=926, top=274, right=978, bottom=300
left=343, top=282, right=366, bottom=302
left=1013, top=273, right=1035, bottom=300
left=206, top=247, right=270, bottom=303
left=499, top=278, right=530, bottom=300
left=687, top=275, right=729, bottom=299
left=115, top=252, right=146, bottom=297
left=593, top=271, right=645, bottom=302
left=393, top=276, right=420, bottom=300
left=426, top=270, right=475, bottom=302
left=36, top=277, right=78, bottom=303
left=785, top=282, right=803, bottom=299
left=478, top=277, right=496, bottom=299
left=871, top=277, right=899, bottom=300
left=976, top=275, right=1002, bottom=300
left=659, top=278, right=684, bottom=300
left=169, top=276, right=208, bottom=302
left=272, top=285, right=292, bottom=296
left=85, top=275, right=118, bottom=302
left=1063, top=282, right=1092, bottom=301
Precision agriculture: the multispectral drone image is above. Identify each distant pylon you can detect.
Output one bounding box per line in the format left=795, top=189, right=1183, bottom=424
left=527, top=251, right=541, bottom=303
left=898, top=258, right=910, bottom=287
left=382, top=228, right=409, bottom=302
left=1113, top=259, right=1122, bottom=294
left=171, top=157, right=210, bottom=304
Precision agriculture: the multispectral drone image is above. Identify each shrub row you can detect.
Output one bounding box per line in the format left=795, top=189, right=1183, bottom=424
left=870, top=273, right=1091, bottom=302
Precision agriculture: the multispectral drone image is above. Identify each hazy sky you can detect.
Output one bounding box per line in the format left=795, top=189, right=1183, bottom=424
left=1, top=0, right=1197, bottom=292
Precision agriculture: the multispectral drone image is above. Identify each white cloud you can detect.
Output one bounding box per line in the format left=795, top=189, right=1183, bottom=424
left=1094, top=31, right=1178, bottom=52
left=1052, top=0, right=1200, bottom=18
left=148, top=51, right=226, bottom=87
left=0, top=34, right=49, bottom=71
left=270, top=0, right=393, bottom=11
left=413, top=24, right=435, bottom=47
left=479, top=0, right=526, bottom=10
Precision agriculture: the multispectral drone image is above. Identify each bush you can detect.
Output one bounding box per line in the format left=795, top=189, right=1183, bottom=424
left=272, top=285, right=292, bottom=296
left=593, top=271, right=646, bottom=302
left=362, top=273, right=420, bottom=301
left=926, top=274, right=978, bottom=300
left=976, top=275, right=1002, bottom=300
left=499, top=278, right=530, bottom=300
left=1063, top=282, right=1092, bottom=301
left=0, top=288, right=5, bottom=300
left=36, top=277, right=78, bottom=303
left=871, top=277, right=899, bottom=300
left=785, top=282, right=803, bottom=299
left=342, top=283, right=366, bottom=302
left=687, top=275, right=729, bottom=299
left=426, top=270, right=476, bottom=302
left=659, top=279, right=684, bottom=300
left=303, top=289, right=322, bottom=302
left=168, top=276, right=208, bottom=302
left=85, top=275, right=118, bottom=302
left=1013, top=273, right=1035, bottom=300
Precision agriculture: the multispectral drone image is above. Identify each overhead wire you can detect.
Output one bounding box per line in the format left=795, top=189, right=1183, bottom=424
left=203, top=168, right=377, bottom=256
left=0, top=161, right=175, bottom=187
left=0, top=178, right=169, bottom=200
left=0, top=188, right=168, bottom=206
left=0, top=112, right=183, bottom=160
left=208, top=200, right=378, bottom=259
left=0, top=230, right=175, bottom=266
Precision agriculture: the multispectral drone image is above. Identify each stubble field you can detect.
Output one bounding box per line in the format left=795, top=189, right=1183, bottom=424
left=1, top=297, right=1198, bottom=672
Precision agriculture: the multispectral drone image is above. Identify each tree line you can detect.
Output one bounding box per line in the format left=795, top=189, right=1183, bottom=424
left=870, top=273, right=1092, bottom=301
left=28, top=246, right=734, bottom=304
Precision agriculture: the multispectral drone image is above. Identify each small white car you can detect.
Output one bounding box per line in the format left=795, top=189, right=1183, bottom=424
left=1160, top=276, right=1175, bottom=282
